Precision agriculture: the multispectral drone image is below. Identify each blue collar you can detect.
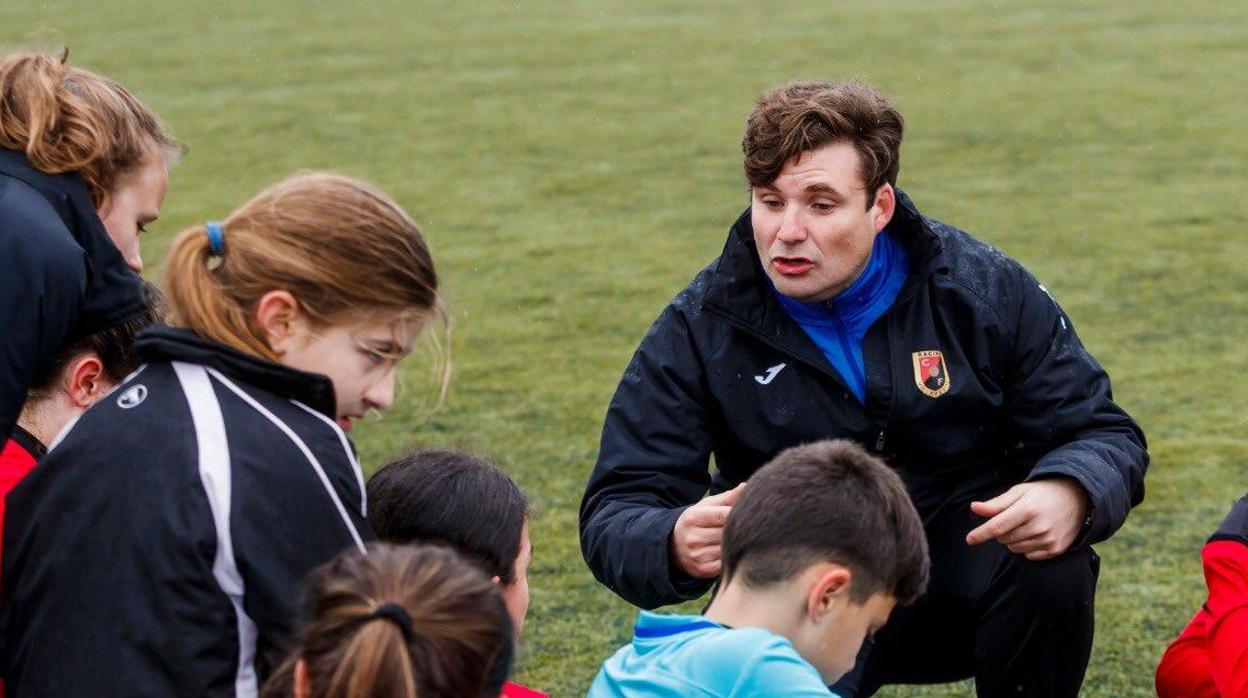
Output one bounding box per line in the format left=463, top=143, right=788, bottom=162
left=633, top=611, right=724, bottom=639
left=775, top=228, right=908, bottom=324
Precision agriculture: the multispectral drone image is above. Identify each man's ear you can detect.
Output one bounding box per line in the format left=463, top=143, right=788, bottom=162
left=871, top=183, right=896, bottom=233
left=66, top=354, right=109, bottom=409
left=806, top=563, right=853, bottom=620
left=254, top=290, right=304, bottom=356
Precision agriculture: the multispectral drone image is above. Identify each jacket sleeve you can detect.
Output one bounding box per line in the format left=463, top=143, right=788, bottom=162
left=1200, top=540, right=1248, bottom=697
left=579, top=304, right=718, bottom=609
left=1005, top=267, right=1148, bottom=546
left=0, top=211, right=86, bottom=444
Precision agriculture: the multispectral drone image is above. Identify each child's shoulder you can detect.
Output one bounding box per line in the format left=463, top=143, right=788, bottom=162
left=683, top=626, right=825, bottom=690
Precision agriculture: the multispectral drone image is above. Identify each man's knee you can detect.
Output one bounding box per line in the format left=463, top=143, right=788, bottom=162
left=986, top=547, right=1100, bottom=617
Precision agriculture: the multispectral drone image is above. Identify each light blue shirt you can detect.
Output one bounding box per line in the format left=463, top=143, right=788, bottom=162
left=587, top=611, right=838, bottom=697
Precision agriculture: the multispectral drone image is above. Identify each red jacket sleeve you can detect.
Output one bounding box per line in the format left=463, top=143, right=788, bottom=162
left=1156, top=609, right=1217, bottom=698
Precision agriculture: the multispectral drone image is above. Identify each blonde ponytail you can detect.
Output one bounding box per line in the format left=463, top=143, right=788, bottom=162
left=163, top=223, right=277, bottom=360
left=0, top=49, right=182, bottom=206
left=161, top=172, right=448, bottom=391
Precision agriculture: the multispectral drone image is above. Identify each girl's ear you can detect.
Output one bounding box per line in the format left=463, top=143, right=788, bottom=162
left=254, top=290, right=303, bottom=356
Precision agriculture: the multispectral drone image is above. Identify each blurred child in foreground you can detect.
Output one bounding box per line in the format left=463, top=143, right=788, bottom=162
left=367, top=448, right=546, bottom=698
left=263, top=543, right=514, bottom=698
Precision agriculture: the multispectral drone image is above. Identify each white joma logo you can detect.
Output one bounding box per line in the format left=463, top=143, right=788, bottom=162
left=754, top=363, right=787, bottom=385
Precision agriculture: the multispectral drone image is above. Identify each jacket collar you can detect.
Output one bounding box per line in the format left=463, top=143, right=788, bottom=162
left=701, top=188, right=944, bottom=334
left=136, top=325, right=338, bottom=418
left=0, top=148, right=145, bottom=340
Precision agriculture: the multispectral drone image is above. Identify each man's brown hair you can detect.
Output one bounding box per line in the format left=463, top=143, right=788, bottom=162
left=721, top=439, right=929, bottom=604
left=742, top=80, right=903, bottom=207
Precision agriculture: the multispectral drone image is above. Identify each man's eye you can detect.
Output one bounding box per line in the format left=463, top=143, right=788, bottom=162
left=763, top=199, right=783, bottom=209
left=137, top=223, right=148, bottom=235
left=811, top=202, right=835, bottom=213
left=364, top=350, right=386, bottom=366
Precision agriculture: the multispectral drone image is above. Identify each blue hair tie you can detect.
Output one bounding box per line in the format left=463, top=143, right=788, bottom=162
left=205, top=221, right=225, bottom=256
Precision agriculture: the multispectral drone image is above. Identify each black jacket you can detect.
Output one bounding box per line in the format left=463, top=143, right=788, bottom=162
left=1212, top=494, right=1248, bottom=547
left=580, top=192, right=1149, bottom=609
left=0, top=148, right=145, bottom=445
left=1, top=326, right=372, bottom=697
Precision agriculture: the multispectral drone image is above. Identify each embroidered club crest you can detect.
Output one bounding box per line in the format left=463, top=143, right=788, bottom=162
left=912, top=351, right=950, bottom=398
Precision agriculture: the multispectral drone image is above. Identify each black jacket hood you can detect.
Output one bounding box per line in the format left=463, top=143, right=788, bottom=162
left=0, top=148, right=145, bottom=340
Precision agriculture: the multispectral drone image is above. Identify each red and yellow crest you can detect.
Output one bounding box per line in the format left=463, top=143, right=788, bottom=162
left=912, top=350, right=950, bottom=398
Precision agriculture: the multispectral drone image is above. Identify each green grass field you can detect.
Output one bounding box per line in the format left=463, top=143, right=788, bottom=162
left=5, top=2, right=1248, bottom=695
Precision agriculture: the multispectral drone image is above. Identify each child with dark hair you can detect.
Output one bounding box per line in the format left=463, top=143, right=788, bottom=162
left=587, top=439, right=929, bottom=697
left=262, top=543, right=514, bottom=698
left=0, top=282, right=163, bottom=531
left=367, top=448, right=545, bottom=698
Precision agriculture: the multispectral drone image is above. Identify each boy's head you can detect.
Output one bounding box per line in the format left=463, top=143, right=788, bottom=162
left=720, top=439, right=928, bottom=683
left=21, top=282, right=164, bottom=445
left=366, top=448, right=532, bottom=635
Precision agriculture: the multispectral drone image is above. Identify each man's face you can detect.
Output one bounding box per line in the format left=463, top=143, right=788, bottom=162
left=751, top=142, right=894, bottom=303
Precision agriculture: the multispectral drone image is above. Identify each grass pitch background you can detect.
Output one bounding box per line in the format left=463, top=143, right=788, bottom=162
left=6, top=2, right=1248, bottom=695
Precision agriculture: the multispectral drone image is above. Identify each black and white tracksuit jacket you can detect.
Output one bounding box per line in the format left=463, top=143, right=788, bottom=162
left=0, top=148, right=146, bottom=445
left=0, top=326, right=372, bottom=697
left=579, top=190, right=1149, bottom=610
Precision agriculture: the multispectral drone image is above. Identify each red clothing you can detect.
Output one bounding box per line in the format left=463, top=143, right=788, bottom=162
left=501, top=681, right=548, bottom=698
left=0, top=428, right=44, bottom=561
left=0, top=428, right=42, bottom=698
left=1157, top=540, right=1248, bottom=698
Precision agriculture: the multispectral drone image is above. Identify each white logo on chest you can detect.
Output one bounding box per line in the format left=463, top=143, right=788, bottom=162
left=117, top=384, right=148, bottom=409
left=754, top=363, right=787, bottom=385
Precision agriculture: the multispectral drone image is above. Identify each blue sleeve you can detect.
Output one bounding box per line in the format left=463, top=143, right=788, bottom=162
left=0, top=203, right=87, bottom=444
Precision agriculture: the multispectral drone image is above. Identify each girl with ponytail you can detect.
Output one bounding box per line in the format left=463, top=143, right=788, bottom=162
left=2, top=173, right=445, bottom=697
left=263, top=544, right=514, bottom=698
left=0, top=49, right=181, bottom=445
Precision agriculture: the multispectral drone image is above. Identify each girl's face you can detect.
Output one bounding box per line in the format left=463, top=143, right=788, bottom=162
left=499, top=522, right=532, bottom=636
left=276, top=315, right=418, bottom=431
left=97, top=157, right=168, bottom=273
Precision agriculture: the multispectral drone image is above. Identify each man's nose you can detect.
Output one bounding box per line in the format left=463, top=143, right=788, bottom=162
left=776, top=206, right=806, bottom=244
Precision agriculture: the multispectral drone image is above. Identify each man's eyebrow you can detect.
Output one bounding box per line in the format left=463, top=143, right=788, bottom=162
left=803, top=183, right=845, bottom=197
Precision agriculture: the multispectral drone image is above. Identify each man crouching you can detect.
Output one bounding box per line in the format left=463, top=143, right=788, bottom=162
left=580, top=79, right=1148, bottom=696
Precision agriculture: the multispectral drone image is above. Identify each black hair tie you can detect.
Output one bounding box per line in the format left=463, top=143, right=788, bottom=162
left=365, top=602, right=415, bottom=643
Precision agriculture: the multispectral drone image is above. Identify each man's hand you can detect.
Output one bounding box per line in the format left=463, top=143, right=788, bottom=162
left=966, top=479, right=1090, bottom=561
left=669, top=484, right=746, bottom=578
